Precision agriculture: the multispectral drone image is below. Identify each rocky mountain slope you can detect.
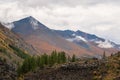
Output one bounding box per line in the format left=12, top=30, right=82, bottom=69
left=54, top=30, right=120, bottom=56
left=0, top=23, right=37, bottom=79
left=0, top=23, right=37, bottom=55
left=0, top=58, right=17, bottom=80
left=54, top=30, right=120, bottom=49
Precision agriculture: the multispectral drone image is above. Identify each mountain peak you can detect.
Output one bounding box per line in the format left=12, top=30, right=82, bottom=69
left=27, top=16, right=37, bottom=21
left=76, top=30, right=87, bottom=34
left=28, top=16, right=34, bottom=18
left=12, top=16, right=49, bottom=35
left=18, top=16, right=39, bottom=30
left=16, top=16, right=38, bottom=22
left=21, top=16, right=38, bottom=23
left=28, top=16, right=39, bottom=30
left=24, top=16, right=35, bottom=19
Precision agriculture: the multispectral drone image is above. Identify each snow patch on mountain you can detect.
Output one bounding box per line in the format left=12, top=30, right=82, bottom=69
left=66, top=34, right=87, bottom=42
left=66, top=38, right=74, bottom=42
left=90, top=38, right=101, bottom=42
left=72, top=33, right=76, bottom=36
left=75, top=36, right=87, bottom=42
left=29, top=17, right=39, bottom=30
left=95, top=40, right=114, bottom=48
left=2, top=23, right=15, bottom=30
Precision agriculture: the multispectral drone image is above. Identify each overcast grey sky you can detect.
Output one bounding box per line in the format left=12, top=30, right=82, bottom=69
left=0, top=0, right=120, bottom=44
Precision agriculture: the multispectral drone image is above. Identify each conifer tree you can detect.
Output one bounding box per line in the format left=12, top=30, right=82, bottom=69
left=57, top=52, right=61, bottom=64
left=61, top=51, right=66, bottom=63
left=71, top=54, right=76, bottom=62
left=102, top=51, right=106, bottom=60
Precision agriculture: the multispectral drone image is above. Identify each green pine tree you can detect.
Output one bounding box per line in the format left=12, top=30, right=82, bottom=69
left=71, top=54, right=76, bottom=62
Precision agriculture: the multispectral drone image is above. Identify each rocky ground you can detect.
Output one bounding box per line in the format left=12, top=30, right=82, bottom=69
left=24, top=53, right=120, bottom=80
left=0, top=58, right=17, bottom=80
left=24, top=59, right=104, bottom=80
